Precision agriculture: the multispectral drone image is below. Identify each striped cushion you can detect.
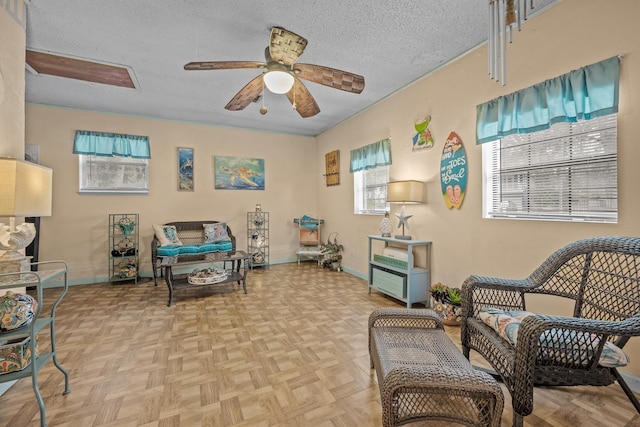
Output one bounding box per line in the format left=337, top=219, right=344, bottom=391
left=157, top=242, right=232, bottom=257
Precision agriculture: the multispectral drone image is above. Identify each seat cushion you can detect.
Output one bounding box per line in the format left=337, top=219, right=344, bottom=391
left=156, top=245, right=182, bottom=257
left=197, top=243, right=218, bottom=253
left=179, top=244, right=199, bottom=254
left=215, top=240, right=233, bottom=252
left=478, top=307, right=629, bottom=368
left=157, top=242, right=233, bottom=257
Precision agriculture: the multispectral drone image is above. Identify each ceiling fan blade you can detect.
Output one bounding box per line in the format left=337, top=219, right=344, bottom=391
left=295, top=63, right=365, bottom=94
left=184, top=61, right=265, bottom=71
left=269, top=27, right=308, bottom=66
left=286, top=78, right=320, bottom=118
left=225, top=74, right=265, bottom=111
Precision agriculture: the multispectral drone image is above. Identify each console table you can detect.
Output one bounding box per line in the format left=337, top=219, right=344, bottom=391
left=368, top=235, right=431, bottom=307
left=0, top=260, right=71, bottom=427
left=160, top=250, right=249, bottom=306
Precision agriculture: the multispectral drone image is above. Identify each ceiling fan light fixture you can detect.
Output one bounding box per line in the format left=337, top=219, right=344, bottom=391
left=263, top=70, right=294, bottom=94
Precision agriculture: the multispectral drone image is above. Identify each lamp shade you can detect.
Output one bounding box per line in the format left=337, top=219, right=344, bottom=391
left=263, top=71, right=295, bottom=94
left=386, top=180, right=424, bottom=204
left=0, top=158, right=53, bottom=217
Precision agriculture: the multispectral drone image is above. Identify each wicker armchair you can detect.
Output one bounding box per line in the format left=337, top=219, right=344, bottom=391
left=461, top=236, right=640, bottom=427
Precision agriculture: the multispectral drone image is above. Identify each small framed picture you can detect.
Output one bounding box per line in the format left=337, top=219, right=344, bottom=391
left=325, top=150, right=340, bottom=186
left=178, top=147, right=194, bottom=191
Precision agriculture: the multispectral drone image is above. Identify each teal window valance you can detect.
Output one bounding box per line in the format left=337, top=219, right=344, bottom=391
left=349, top=138, right=392, bottom=173
left=476, top=56, right=620, bottom=145
left=73, top=130, right=151, bottom=159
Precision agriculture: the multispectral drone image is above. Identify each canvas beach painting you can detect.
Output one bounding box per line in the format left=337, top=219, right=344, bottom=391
left=178, top=147, right=194, bottom=191
left=214, top=156, right=265, bottom=190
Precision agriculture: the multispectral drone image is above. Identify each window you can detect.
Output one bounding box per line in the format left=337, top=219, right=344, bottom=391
left=482, top=114, right=617, bottom=222
left=73, top=130, right=151, bottom=194
left=79, top=155, right=149, bottom=194
left=350, top=138, right=392, bottom=215
left=354, top=165, right=389, bottom=214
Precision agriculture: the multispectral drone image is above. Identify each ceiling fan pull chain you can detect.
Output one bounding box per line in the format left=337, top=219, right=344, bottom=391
left=292, top=81, right=297, bottom=111
left=260, top=78, right=268, bottom=115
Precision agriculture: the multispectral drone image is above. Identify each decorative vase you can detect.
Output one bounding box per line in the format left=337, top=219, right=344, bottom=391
left=432, top=300, right=462, bottom=326
left=380, top=212, right=392, bottom=237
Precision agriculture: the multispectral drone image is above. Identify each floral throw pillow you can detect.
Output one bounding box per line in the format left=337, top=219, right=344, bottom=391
left=203, top=223, right=229, bottom=243
left=477, top=307, right=629, bottom=368
left=153, top=224, right=182, bottom=246
left=478, top=307, right=534, bottom=346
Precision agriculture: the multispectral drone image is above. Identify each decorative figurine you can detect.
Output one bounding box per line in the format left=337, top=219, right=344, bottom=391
left=379, top=212, right=392, bottom=237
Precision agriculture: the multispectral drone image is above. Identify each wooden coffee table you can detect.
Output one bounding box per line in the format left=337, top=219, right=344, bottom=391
left=160, top=250, right=249, bottom=306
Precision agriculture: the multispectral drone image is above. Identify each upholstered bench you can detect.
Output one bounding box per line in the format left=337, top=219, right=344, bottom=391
left=151, top=221, right=235, bottom=286
left=369, top=308, right=504, bottom=427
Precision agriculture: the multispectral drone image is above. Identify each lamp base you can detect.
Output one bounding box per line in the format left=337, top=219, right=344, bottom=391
left=0, top=222, right=36, bottom=260
left=394, top=235, right=412, bottom=240
left=0, top=249, right=28, bottom=260
left=0, top=255, right=32, bottom=274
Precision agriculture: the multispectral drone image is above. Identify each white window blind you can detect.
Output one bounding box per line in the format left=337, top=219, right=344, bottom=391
left=79, top=154, right=149, bottom=194
left=482, top=114, right=617, bottom=222
left=354, top=165, right=389, bottom=214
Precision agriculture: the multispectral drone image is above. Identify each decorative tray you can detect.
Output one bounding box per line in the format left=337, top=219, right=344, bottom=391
left=187, top=268, right=228, bottom=285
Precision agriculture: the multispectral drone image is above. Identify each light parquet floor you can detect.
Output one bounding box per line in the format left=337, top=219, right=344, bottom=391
left=1, top=263, right=640, bottom=426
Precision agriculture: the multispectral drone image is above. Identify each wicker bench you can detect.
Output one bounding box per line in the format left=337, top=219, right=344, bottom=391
left=369, top=308, right=504, bottom=427
left=151, top=221, right=236, bottom=286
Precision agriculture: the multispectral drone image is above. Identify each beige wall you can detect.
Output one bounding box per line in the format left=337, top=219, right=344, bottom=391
left=26, top=106, right=316, bottom=281
left=0, top=1, right=26, bottom=157
left=315, top=0, right=640, bottom=375
left=23, top=0, right=640, bottom=377
left=0, top=0, right=27, bottom=397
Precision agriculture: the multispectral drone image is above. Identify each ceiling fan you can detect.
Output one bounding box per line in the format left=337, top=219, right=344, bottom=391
left=184, top=26, right=365, bottom=118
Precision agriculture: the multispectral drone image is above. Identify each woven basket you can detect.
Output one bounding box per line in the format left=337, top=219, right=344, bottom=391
left=187, top=268, right=228, bottom=285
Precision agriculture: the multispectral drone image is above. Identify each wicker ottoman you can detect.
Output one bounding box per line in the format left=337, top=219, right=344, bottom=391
left=369, top=308, right=504, bottom=427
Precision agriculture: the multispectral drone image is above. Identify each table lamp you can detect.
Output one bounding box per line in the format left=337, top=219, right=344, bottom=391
left=386, top=180, right=424, bottom=240
left=0, top=158, right=53, bottom=260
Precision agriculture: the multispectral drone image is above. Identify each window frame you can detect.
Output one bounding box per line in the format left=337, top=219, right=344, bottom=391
left=78, top=154, right=149, bottom=194
left=353, top=164, right=390, bottom=215
left=482, top=114, right=617, bottom=223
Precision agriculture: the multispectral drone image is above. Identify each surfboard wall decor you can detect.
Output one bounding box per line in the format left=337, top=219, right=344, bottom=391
left=440, top=131, right=467, bottom=209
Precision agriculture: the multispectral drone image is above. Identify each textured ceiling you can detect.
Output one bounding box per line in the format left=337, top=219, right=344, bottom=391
left=24, top=0, right=558, bottom=137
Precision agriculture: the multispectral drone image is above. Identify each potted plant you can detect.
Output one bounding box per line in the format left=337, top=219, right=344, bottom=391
left=430, top=282, right=448, bottom=305
left=430, top=283, right=463, bottom=326
left=320, top=232, right=343, bottom=271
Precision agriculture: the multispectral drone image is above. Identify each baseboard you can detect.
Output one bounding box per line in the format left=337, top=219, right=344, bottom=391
left=0, top=381, right=16, bottom=397
left=620, top=371, right=640, bottom=394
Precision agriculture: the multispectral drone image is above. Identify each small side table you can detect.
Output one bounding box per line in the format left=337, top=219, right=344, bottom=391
left=0, top=261, right=71, bottom=427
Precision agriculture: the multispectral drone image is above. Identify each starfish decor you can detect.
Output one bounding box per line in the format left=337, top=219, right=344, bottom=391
left=394, top=206, right=413, bottom=239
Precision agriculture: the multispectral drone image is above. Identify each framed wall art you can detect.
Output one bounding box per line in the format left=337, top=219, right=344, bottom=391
left=412, top=115, right=434, bottom=152
left=178, top=147, right=194, bottom=191
left=214, top=156, right=265, bottom=190
left=324, top=150, right=340, bottom=186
